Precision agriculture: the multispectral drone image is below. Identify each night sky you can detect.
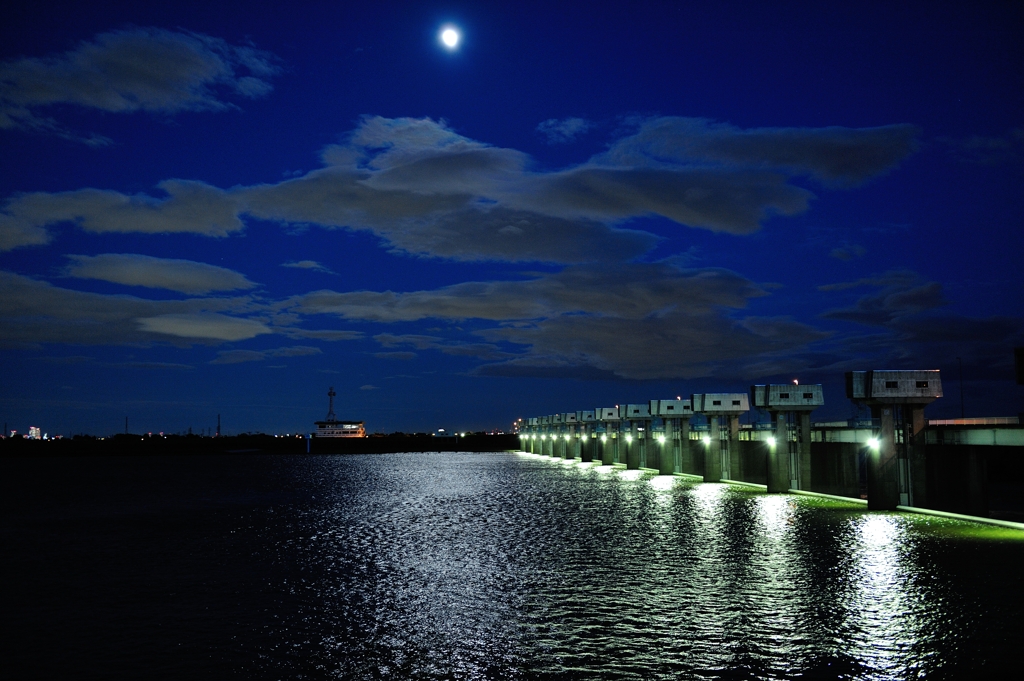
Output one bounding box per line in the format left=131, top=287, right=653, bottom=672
left=2, top=1, right=1021, bottom=436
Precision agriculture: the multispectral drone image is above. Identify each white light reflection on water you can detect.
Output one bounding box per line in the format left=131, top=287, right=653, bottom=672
left=647, top=474, right=677, bottom=494
left=237, top=453, right=1017, bottom=679
left=755, top=493, right=794, bottom=542
left=691, top=480, right=727, bottom=523
left=843, top=513, right=921, bottom=676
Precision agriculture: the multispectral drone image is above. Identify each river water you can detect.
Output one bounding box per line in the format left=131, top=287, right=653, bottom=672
left=2, top=451, right=1021, bottom=680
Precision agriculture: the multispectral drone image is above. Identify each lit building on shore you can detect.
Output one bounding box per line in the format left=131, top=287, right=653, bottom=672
left=312, top=387, right=366, bottom=438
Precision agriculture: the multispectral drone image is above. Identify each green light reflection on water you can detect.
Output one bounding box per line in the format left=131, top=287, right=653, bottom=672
left=514, top=454, right=1024, bottom=676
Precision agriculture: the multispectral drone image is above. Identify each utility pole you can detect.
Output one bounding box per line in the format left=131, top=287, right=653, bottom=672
left=217, top=414, right=221, bottom=437
left=125, top=416, right=128, bottom=435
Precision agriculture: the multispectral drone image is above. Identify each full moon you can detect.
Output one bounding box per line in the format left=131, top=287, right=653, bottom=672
left=441, top=28, right=460, bottom=49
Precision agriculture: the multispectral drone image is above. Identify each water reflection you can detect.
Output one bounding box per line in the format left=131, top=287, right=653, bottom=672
left=647, top=474, right=677, bottom=494
left=846, top=514, right=917, bottom=676
left=242, top=452, right=1018, bottom=679
left=755, top=494, right=793, bottom=541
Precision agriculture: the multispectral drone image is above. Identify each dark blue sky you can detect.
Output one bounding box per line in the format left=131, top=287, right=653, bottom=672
left=2, top=1, right=1021, bottom=435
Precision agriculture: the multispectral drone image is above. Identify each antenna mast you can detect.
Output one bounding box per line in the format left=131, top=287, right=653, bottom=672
left=326, top=387, right=336, bottom=422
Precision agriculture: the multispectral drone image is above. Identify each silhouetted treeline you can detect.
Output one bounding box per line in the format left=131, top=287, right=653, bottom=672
left=0, top=433, right=520, bottom=456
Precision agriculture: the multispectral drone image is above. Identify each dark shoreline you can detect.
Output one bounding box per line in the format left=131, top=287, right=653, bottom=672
left=0, top=433, right=521, bottom=456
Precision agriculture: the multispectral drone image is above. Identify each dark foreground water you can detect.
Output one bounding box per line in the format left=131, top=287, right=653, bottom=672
left=2, top=452, right=1021, bottom=680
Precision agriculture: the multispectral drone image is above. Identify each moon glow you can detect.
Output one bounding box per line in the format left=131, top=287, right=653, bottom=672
left=441, top=28, right=460, bottom=49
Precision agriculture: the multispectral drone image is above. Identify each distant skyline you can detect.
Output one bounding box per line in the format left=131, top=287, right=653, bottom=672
left=2, top=2, right=1022, bottom=435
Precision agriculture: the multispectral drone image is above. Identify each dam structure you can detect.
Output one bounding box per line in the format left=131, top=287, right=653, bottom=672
left=517, top=369, right=1024, bottom=523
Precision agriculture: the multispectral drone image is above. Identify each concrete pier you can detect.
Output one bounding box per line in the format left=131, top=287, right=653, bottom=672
left=752, top=384, right=825, bottom=493
left=626, top=421, right=640, bottom=469
left=693, top=393, right=749, bottom=482
left=799, top=412, right=812, bottom=489
left=848, top=370, right=942, bottom=511
left=680, top=419, right=695, bottom=476
left=868, top=406, right=901, bottom=510
left=597, top=408, right=619, bottom=465
left=726, top=414, right=740, bottom=480
left=620, top=404, right=650, bottom=470
left=600, top=432, right=613, bottom=465
left=705, top=418, right=722, bottom=482
left=767, top=413, right=789, bottom=493
left=579, top=421, right=593, bottom=462
left=578, top=411, right=596, bottom=462
left=660, top=418, right=675, bottom=475
left=649, top=399, right=695, bottom=476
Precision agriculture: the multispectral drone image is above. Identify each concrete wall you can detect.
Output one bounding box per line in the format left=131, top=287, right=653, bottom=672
left=810, top=441, right=863, bottom=499
left=799, top=440, right=1024, bottom=520
left=730, top=440, right=768, bottom=485
left=923, top=444, right=990, bottom=517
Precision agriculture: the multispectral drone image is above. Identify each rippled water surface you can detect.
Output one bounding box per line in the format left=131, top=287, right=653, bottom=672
left=3, top=452, right=1022, bottom=680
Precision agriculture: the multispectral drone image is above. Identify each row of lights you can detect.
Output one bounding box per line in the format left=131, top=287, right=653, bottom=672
left=524, top=432, right=884, bottom=450
left=528, top=432, right=880, bottom=448
left=524, top=432, right=773, bottom=447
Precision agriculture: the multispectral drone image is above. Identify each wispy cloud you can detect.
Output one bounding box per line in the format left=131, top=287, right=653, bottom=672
left=119, top=361, right=193, bottom=370
left=819, top=270, right=1023, bottom=379
left=0, top=27, right=279, bottom=143
left=283, top=328, right=362, bottom=341
left=937, top=128, right=1023, bottom=165
left=0, top=180, right=243, bottom=251
left=599, top=117, right=920, bottom=187
left=288, top=263, right=766, bottom=323
left=287, top=262, right=828, bottom=380
left=374, top=333, right=513, bottom=360
left=820, top=270, right=947, bottom=326
left=537, top=117, right=592, bottom=144
left=373, top=351, right=417, bottom=360
left=1, top=115, right=919, bottom=259
left=0, top=270, right=270, bottom=346
left=65, top=253, right=256, bottom=294
left=209, top=345, right=322, bottom=364
left=282, top=260, right=334, bottom=273
left=136, top=313, right=272, bottom=342
left=829, top=243, right=867, bottom=261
